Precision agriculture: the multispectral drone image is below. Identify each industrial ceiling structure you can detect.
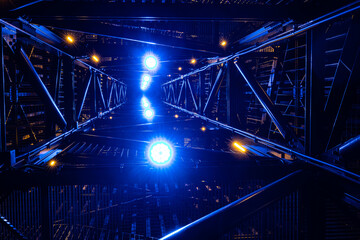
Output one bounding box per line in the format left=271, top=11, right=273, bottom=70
left=0, top=0, right=360, bottom=239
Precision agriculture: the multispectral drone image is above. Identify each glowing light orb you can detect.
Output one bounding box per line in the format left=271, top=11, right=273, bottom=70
left=66, top=35, right=74, bottom=43
left=144, top=108, right=155, bottom=120
left=148, top=141, right=173, bottom=166
left=141, top=97, right=151, bottom=108
left=220, top=40, right=227, bottom=47
left=140, top=74, right=152, bottom=91
left=49, top=160, right=57, bottom=167
left=144, top=55, right=158, bottom=70
left=91, top=55, right=100, bottom=63
left=233, top=142, right=246, bottom=153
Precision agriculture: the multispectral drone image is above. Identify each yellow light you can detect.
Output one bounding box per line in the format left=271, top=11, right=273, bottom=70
left=92, top=128, right=95, bottom=131
left=201, top=126, right=206, bottom=132
left=109, top=116, right=113, bottom=120
left=92, top=55, right=100, bottom=63
left=49, top=160, right=57, bottom=167
left=66, top=35, right=74, bottom=43
left=220, top=40, right=227, bottom=47
left=190, top=58, right=196, bottom=64
left=233, top=142, right=246, bottom=152
left=178, top=67, right=182, bottom=71
left=174, top=114, right=179, bottom=118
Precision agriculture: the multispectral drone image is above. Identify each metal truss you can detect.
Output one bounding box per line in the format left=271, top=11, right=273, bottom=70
left=162, top=3, right=360, bottom=183
left=0, top=19, right=127, bottom=167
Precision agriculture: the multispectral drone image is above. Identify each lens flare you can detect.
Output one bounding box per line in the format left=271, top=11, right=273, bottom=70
left=144, top=55, right=158, bottom=70
left=148, top=141, right=174, bottom=166
left=141, top=97, right=151, bottom=108
left=144, top=108, right=155, bottom=120
left=140, top=74, right=152, bottom=91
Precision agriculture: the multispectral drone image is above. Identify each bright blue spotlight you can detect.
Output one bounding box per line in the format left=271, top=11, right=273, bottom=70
left=141, top=96, right=150, bottom=108
left=140, top=74, right=152, bottom=91
left=148, top=141, right=173, bottom=166
left=143, top=108, right=155, bottom=120
left=144, top=55, right=158, bottom=70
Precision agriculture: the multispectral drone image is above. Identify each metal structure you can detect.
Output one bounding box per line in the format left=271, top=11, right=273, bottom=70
left=0, top=19, right=127, bottom=166
left=162, top=2, right=360, bottom=178
left=0, top=0, right=360, bottom=239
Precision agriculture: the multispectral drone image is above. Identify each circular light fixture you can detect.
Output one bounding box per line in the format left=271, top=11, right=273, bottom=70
left=233, top=141, right=246, bottom=153
left=141, top=96, right=151, bottom=108
left=66, top=35, right=74, bottom=44
left=148, top=141, right=174, bottom=166
left=140, top=74, right=152, bottom=91
left=190, top=58, right=196, bottom=65
left=144, top=108, right=155, bottom=120
left=49, top=160, right=57, bottom=167
left=178, top=67, right=182, bottom=71
left=144, top=55, right=158, bottom=70
left=91, top=55, right=100, bottom=63
left=201, top=126, right=206, bottom=132
left=220, top=40, right=227, bottom=47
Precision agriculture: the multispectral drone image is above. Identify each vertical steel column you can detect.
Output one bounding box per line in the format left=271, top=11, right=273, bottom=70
left=77, top=71, right=92, bottom=120
left=305, top=27, right=325, bottom=156
left=41, top=185, right=51, bottom=240
left=103, top=77, right=108, bottom=107
left=226, top=62, right=231, bottom=125
left=91, top=70, right=97, bottom=117
left=63, top=55, right=76, bottom=128
left=54, top=53, right=62, bottom=104
left=324, top=15, right=360, bottom=150
left=184, top=77, right=188, bottom=109
left=0, top=26, right=6, bottom=152
left=198, top=72, right=202, bottom=114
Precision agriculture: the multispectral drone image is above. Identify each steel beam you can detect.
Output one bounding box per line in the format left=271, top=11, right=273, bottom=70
left=198, top=72, right=203, bottom=114
left=187, top=79, right=198, bottom=112
left=63, top=55, right=76, bottom=128
left=161, top=170, right=305, bottom=240
left=96, top=75, right=107, bottom=110
left=54, top=53, right=61, bottom=104
left=162, top=1, right=360, bottom=87
left=305, top=27, right=326, bottom=156
left=91, top=70, right=97, bottom=117
left=164, top=102, right=360, bottom=185
left=0, top=214, right=27, bottom=240
left=325, top=15, right=360, bottom=150
left=234, top=61, right=292, bottom=140
left=0, top=26, right=6, bottom=152
left=177, top=81, right=184, bottom=105
left=107, top=82, right=114, bottom=108
left=7, top=2, right=294, bottom=22
left=18, top=47, right=67, bottom=129
left=203, top=66, right=225, bottom=114
left=77, top=71, right=92, bottom=121
left=339, top=135, right=360, bottom=158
